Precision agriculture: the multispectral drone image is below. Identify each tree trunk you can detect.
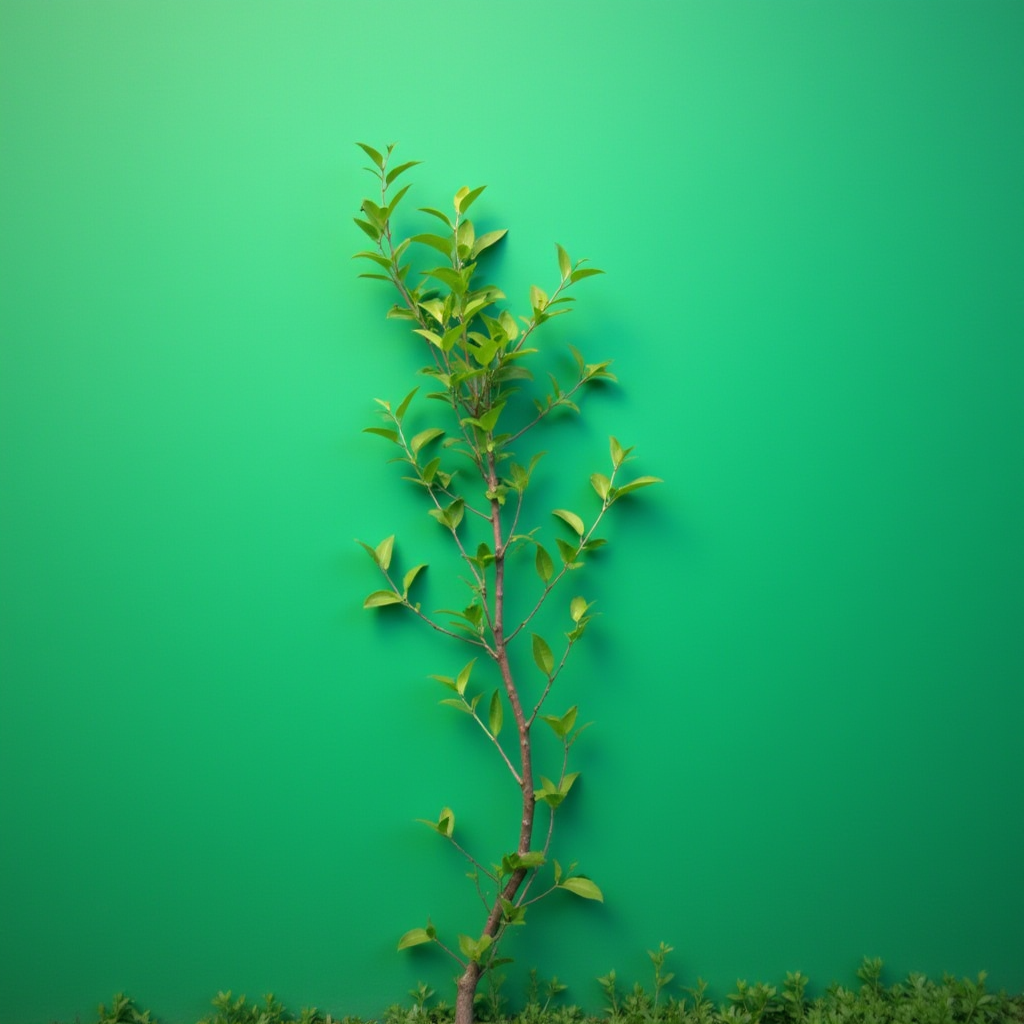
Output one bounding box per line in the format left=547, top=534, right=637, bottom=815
left=456, top=961, right=482, bottom=1024
left=449, top=469, right=536, bottom=1024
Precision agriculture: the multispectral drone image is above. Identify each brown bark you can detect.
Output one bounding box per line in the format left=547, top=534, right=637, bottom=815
left=451, top=472, right=537, bottom=1024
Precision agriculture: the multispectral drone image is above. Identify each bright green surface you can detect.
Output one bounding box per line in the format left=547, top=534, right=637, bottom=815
left=2, top=2, right=1022, bottom=1021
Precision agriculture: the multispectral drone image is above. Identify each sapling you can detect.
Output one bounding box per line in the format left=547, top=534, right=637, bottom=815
left=353, top=143, right=660, bottom=1024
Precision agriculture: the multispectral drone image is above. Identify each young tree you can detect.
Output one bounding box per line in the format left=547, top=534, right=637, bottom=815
left=354, top=143, right=660, bottom=1024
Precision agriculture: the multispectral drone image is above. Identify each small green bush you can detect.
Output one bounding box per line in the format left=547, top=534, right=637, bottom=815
left=88, top=956, right=1024, bottom=1024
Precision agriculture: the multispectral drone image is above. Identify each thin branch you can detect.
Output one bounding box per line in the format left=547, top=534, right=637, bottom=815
left=375, top=567, right=495, bottom=654
left=468, top=708, right=522, bottom=785
left=504, top=372, right=592, bottom=447
left=430, top=933, right=467, bottom=969
left=445, top=833, right=498, bottom=885
left=527, top=638, right=577, bottom=728
left=507, top=463, right=622, bottom=645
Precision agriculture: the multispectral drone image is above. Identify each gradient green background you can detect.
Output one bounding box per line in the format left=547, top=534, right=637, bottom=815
left=1, top=3, right=1022, bottom=1021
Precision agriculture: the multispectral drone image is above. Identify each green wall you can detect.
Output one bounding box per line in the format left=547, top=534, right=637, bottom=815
left=1, top=2, right=1022, bottom=1021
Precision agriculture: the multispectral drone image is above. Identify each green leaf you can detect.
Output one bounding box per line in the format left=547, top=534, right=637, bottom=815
left=411, top=233, right=454, bottom=257
left=357, top=142, right=385, bottom=169
left=476, top=401, right=505, bottom=433
left=471, top=229, right=508, bottom=259
left=536, top=772, right=578, bottom=808
left=530, top=284, right=548, bottom=313
left=470, top=334, right=499, bottom=367
left=419, top=206, right=453, bottom=227
left=609, top=436, right=628, bottom=468
left=556, top=537, right=581, bottom=567
left=541, top=705, right=578, bottom=739
left=397, top=928, right=432, bottom=951
left=375, top=535, right=394, bottom=571
left=411, top=428, right=444, bottom=455
left=363, top=426, right=399, bottom=443
left=532, top=633, right=554, bottom=676
left=360, top=200, right=386, bottom=230
left=533, top=775, right=560, bottom=806
left=488, top=689, right=503, bottom=738
left=416, top=806, right=455, bottom=837
left=613, top=475, right=663, bottom=499
left=438, top=806, right=455, bottom=837
left=456, top=219, right=474, bottom=256
left=395, top=387, right=418, bottom=423
left=456, top=658, right=475, bottom=696
left=473, top=542, right=494, bottom=568
left=570, top=596, right=591, bottom=623
left=363, top=590, right=403, bottom=608
left=556, top=243, right=571, bottom=280
left=535, top=544, right=554, bottom=583
left=402, top=563, right=427, bottom=594
left=500, top=898, right=526, bottom=926
left=424, top=266, right=466, bottom=295
left=385, top=182, right=412, bottom=217
left=356, top=539, right=378, bottom=565
left=428, top=498, right=464, bottom=530
left=570, top=266, right=604, bottom=283
left=440, top=324, right=463, bottom=352
left=385, top=159, right=421, bottom=185
left=458, top=933, right=486, bottom=963
left=552, top=508, right=584, bottom=536
left=353, top=250, right=393, bottom=270
left=445, top=498, right=465, bottom=529
left=559, top=876, right=604, bottom=902
left=354, top=217, right=381, bottom=241
left=418, top=297, right=446, bottom=324
left=454, top=185, right=486, bottom=214
left=498, top=309, right=519, bottom=341
left=413, top=328, right=445, bottom=349
left=590, top=473, right=611, bottom=501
